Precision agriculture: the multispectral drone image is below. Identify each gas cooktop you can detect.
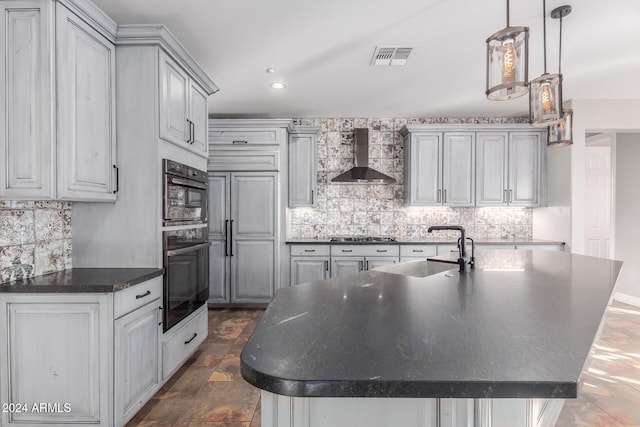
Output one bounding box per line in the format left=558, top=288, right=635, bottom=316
left=330, top=236, right=397, bottom=242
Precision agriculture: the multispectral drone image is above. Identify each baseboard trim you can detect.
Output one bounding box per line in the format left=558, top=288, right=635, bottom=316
left=614, top=292, right=640, bottom=308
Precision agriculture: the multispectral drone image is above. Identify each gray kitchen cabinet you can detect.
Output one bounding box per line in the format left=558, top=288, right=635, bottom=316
left=159, top=50, right=209, bottom=157
left=0, top=276, right=168, bottom=427
left=329, top=245, right=400, bottom=278
left=290, top=245, right=330, bottom=285
left=0, top=0, right=117, bottom=201
left=114, top=295, right=161, bottom=427
left=289, top=126, right=320, bottom=207
left=291, top=258, right=330, bottom=285
left=403, top=129, right=475, bottom=206
left=399, top=244, right=438, bottom=263
left=476, top=131, right=545, bottom=206
left=208, top=172, right=279, bottom=303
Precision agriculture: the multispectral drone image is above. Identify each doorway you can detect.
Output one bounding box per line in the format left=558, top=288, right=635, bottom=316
left=584, top=133, right=613, bottom=259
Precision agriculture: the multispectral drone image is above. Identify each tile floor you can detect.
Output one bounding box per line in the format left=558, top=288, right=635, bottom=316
left=127, top=301, right=640, bottom=426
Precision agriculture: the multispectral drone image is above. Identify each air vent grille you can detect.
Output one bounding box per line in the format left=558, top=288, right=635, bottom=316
left=371, top=46, right=414, bottom=66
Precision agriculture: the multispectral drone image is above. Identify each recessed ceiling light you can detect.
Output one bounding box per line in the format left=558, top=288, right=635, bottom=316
left=269, top=81, right=286, bottom=90
left=265, top=68, right=276, bottom=73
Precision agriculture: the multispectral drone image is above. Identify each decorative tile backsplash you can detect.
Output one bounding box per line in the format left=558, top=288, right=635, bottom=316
left=0, top=201, right=72, bottom=283
left=288, top=117, right=533, bottom=241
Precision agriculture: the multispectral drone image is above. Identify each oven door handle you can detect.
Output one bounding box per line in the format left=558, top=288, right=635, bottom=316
left=166, top=242, right=210, bottom=257
left=167, top=176, right=208, bottom=190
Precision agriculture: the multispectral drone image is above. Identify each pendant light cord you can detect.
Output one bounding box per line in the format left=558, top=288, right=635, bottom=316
left=543, top=0, right=547, bottom=73
left=506, top=0, right=510, bottom=27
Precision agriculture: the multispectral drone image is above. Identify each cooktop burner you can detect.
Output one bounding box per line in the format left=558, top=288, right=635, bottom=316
left=330, top=236, right=397, bottom=242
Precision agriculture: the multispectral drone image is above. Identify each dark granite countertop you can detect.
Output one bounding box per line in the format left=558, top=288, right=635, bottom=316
left=286, top=238, right=565, bottom=245
left=0, top=268, right=164, bottom=293
left=241, top=249, right=621, bottom=399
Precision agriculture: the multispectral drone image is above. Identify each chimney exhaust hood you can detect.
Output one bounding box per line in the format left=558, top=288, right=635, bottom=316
left=331, top=128, right=396, bottom=184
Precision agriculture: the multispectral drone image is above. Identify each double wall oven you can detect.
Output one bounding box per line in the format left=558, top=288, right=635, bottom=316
left=162, top=159, right=209, bottom=332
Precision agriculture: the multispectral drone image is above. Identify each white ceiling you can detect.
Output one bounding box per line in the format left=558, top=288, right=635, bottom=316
left=91, top=0, right=640, bottom=118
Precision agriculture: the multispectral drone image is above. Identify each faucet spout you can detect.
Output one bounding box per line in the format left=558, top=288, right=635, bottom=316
left=428, top=225, right=473, bottom=272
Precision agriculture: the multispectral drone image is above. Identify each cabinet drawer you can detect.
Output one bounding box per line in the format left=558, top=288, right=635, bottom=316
left=209, top=129, right=280, bottom=145
left=114, top=276, right=163, bottom=319
left=399, top=245, right=437, bottom=257
left=330, top=245, right=399, bottom=257
left=162, top=304, right=207, bottom=380
left=290, top=245, right=330, bottom=256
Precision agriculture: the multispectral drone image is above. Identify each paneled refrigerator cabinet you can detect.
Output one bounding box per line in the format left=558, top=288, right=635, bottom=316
left=208, top=172, right=278, bottom=303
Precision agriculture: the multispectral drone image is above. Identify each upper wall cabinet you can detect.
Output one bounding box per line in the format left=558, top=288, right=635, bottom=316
left=476, top=131, right=546, bottom=207
left=288, top=126, right=320, bottom=208
left=402, top=129, right=475, bottom=207
left=401, top=125, right=546, bottom=208
left=0, top=0, right=118, bottom=201
left=159, top=51, right=209, bottom=156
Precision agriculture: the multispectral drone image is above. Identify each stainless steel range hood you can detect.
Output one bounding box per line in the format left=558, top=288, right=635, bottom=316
left=331, top=128, right=396, bottom=184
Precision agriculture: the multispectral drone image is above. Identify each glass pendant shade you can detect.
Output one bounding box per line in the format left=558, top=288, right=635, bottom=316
left=547, top=109, right=573, bottom=146
left=486, top=26, right=529, bottom=100
left=529, top=73, right=563, bottom=127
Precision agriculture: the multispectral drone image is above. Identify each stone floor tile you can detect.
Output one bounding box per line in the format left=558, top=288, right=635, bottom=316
left=179, top=381, right=260, bottom=423
left=208, top=354, right=242, bottom=381
left=126, top=398, right=194, bottom=426
left=581, top=372, right=640, bottom=424
left=555, top=398, right=624, bottom=427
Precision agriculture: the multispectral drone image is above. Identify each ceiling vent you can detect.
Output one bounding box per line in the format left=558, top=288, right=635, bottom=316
left=371, top=46, right=414, bottom=66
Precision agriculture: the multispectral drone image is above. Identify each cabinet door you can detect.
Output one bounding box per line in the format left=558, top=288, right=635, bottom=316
left=0, top=3, right=53, bottom=199
left=208, top=173, right=230, bottom=303
left=291, top=257, right=329, bottom=285
left=509, top=132, right=543, bottom=206
left=159, top=51, right=189, bottom=146
left=331, top=257, right=364, bottom=278
left=1, top=297, right=109, bottom=425
left=230, top=173, right=278, bottom=303
left=115, top=300, right=161, bottom=427
left=442, top=132, right=475, bottom=206
left=289, top=133, right=317, bottom=207
left=476, top=132, right=509, bottom=206
left=406, top=133, right=441, bottom=205
left=366, top=257, right=399, bottom=270
left=189, top=81, right=208, bottom=156
left=56, top=3, right=116, bottom=200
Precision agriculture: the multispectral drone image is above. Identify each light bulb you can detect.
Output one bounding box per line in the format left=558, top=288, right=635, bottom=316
left=502, top=38, right=515, bottom=82
left=541, top=82, right=552, bottom=114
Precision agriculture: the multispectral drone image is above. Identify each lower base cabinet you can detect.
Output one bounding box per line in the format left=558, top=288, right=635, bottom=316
left=115, top=298, right=162, bottom=426
left=0, top=276, right=206, bottom=427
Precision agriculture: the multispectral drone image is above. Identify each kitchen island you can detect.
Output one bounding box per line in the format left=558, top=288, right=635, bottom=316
left=240, top=249, right=623, bottom=427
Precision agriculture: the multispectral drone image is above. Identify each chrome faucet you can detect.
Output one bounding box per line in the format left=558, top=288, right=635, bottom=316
left=427, top=225, right=474, bottom=272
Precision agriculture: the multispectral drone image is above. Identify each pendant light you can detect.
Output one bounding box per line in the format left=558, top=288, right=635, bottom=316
left=547, top=5, right=573, bottom=146
left=529, top=0, right=563, bottom=127
left=486, top=0, right=529, bottom=100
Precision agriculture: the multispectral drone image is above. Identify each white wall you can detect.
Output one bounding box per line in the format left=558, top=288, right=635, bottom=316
left=614, top=133, right=640, bottom=298
left=534, top=99, right=640, bottom=301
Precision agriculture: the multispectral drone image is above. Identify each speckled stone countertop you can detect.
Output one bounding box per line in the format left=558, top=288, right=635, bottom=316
left=0, top=268, right=164, bottom=293
left=286, top=238, right=565, bottom=245
left=240, top=249, right=621, bottom=399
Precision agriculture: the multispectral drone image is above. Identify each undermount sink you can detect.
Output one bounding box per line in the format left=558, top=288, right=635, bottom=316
left=372, top=259, right=455, bottom=277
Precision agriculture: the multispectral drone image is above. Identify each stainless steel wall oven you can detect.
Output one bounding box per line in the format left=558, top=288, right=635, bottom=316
left=163, top=226, right=209, bottom=331
left=162, top=159, right=209, bottom=332
left=163, top=159, right=208, bottom=226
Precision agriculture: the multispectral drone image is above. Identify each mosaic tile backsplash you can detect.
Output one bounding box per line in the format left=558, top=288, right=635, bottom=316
left=0, top=201, right=72, bottom=284
left=288, top=117, right=533, bottom=241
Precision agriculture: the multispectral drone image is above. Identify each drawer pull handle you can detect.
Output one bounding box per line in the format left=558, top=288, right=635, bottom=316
left=376, top=249, right=387, bottom=253
left=135, top=290, right=151, bottom=299
left=412, top=249, right=424, bottom=253
left=232, top=140, right=248, bottom=144
left=184, top=333, right=198, bottom=345
left=342, top=249, right=353, bottom=253
left=304, top=249, right=316, bottom=253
